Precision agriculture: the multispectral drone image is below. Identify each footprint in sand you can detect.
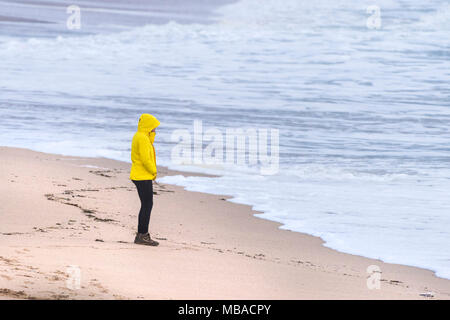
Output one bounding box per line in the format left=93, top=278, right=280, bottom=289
left=0, top=288, right=28, bottom=299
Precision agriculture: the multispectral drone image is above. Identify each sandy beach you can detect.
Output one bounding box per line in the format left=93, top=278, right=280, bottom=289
left=0, top=146, right=448, bottom=299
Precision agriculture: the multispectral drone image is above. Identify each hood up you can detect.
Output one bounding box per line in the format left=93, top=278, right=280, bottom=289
left=138, top=113, right=160, bottom=133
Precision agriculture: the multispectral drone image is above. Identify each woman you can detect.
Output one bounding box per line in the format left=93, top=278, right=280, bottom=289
left=130, top=113, right=160, bottom=246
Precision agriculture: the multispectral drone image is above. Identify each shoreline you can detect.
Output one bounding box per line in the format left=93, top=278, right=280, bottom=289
left=160, top=174, right=450, bottom=282
left=1, top=146, right=449, bottom=299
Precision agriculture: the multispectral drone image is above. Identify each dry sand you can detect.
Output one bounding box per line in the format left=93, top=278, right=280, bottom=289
left=0, top=146, right=449, bottom=299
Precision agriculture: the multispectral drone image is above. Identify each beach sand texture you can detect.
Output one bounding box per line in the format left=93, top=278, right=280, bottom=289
left=0, top=146, right=449, bottom=299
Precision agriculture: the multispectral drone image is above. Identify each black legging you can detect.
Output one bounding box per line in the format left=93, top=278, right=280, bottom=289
left=132, top=180, right=153, bottom=234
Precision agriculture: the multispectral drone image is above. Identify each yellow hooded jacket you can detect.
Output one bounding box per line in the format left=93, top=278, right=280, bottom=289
left=130, top=114, right=160, bottom=181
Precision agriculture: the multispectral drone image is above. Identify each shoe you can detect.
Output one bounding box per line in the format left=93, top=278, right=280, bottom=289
left=134, top=233, right=159, bottom=246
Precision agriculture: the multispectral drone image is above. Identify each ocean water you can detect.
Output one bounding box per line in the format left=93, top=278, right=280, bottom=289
left=0, top=0, right=449, bottom=278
